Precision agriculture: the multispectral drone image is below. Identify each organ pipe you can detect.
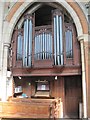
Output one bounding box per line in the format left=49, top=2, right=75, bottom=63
left=34, top=32, right=52, bottom=60
left=45, top=34, right=47, bottom=59
left=65, top=29, right=73, bottom=58
left=42, top=33, right=45, bottom=59
left=23, top=16, right=32, bottom=67
left=35, top=36, right=37, bottom=60
left=17, top=34, right=22, bottom=60
left=28, top=19, right=32, bottom=67
left=56, top=15, right=60, bottom=65
left=25, top=19, right=29, bottom=66
left=54, top=16, right=57, bottom=65
left=59, top=16, right=63, bottom=65
left=23, top=20, right=27, bottom=66
left=53, top=12, right=63, bottom=65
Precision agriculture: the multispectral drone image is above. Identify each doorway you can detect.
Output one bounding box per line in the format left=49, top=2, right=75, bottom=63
left=64, top=76, right=82, bottom=118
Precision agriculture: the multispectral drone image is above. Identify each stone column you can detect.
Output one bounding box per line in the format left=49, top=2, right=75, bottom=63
left=2, top=43, right=10, bottom=101
left=0, top=2, right=4, bottom=70
left=78, top=36, right=87, bottom=118
left=0, top=2, right=4, bottom=100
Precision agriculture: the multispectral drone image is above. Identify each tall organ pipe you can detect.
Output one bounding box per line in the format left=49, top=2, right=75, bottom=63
left=59, top=16, right=63, bottom=65
left=54, top=16, right=57, bottom=65
left=56, top=15, right=60, bottom=65
left=25, top=19, right=29, bottom=66
left=39, top=34, right=43, bottom=59
left=43, top=32, right=44, bottom=59
left=65, top=30, right=73, bottom=58
left=17, top=34, right=22, bottom=60
left=28, top=19, right=32, bottom=66
left=35, top=36, right=37, bottom=60
left=70, top=31, right=73, bottom=57
left=54, top=13, right=63, bottom=65
left=45, top=34, right=47, bottom=59
left=23, top=17, right=32, bottom=67
left=23, top=20, right=27, bottom=66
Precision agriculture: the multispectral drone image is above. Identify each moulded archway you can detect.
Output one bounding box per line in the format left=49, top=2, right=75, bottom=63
left=3, top=0, right=88, bottom=118
left=4, top=0, right=88, bottom=45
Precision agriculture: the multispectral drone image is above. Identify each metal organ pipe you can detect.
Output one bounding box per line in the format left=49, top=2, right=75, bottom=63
left=34, top=31, right=52, bottom=60
left=43, top=32, right=44, bottom=59
left=23, top=16, right=32, bottom=67
left=47, top=34, right=49, bottom=59
left=46, top=34, right=48, bottom=59
left=49, top=33, right=52, bottom=59
left=25, top=18, right=29, bottom=66
left=45, top=34, right=47, bottom=59
left=70, top=31, right=73, bottom=57
left=56, top=15, right=60, bottom=65
left=17, top=34, right=22, bottom=60
left=68, top=31, right=70, bottom=57
left=38, top=35, right=40, bottom=59
left=48, top=34, right=50, bottom=59
left=50, top=33, right=52, bottom=59
left=37, top=35, right=39, bottom=60
left=23, top=20, right=27, bottom=66
left=54, top=13, right=63, bottom=65
left=54, top=16, right=57, bottom=65
left=38, top=34, right=43, bottom=59
left=28, top=19, right=32, bottom=67
left=35, top=36, right=37, bottom=60
left=65, top=31, right=68, bottom=57
left=59, top=16, right=63, bottom=65
left=65, top=30, right=73, bottom=58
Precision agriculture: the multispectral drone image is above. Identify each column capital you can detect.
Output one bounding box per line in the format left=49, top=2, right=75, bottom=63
left=78, top=34, right=89, bottom=42
left=4, top=43, right=10, bottom=48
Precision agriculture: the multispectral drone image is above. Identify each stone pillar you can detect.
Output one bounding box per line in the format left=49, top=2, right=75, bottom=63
left=78, top=36, right=87, bottom=118
left=84, top=36, right=90, bottom=118
left=1, top=43, right=10, bottom=101
left=0, top=2, right=4, bottom=100
left=0, top=3, right=4, bottom=70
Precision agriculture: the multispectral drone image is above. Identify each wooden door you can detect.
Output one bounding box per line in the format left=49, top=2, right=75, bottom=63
left=64, top=76, right=82, bottom=118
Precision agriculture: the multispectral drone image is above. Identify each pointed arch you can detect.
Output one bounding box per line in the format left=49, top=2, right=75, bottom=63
left=4, top=1, right=88, bottom=44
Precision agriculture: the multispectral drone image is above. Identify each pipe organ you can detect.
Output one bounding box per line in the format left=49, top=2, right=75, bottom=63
left=15, top=10, right=75, bottom=68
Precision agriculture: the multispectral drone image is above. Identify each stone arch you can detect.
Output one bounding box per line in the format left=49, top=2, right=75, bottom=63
left=4, top=1, right=88, bottom=44
left=2, top=1, right=88, bottom=117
